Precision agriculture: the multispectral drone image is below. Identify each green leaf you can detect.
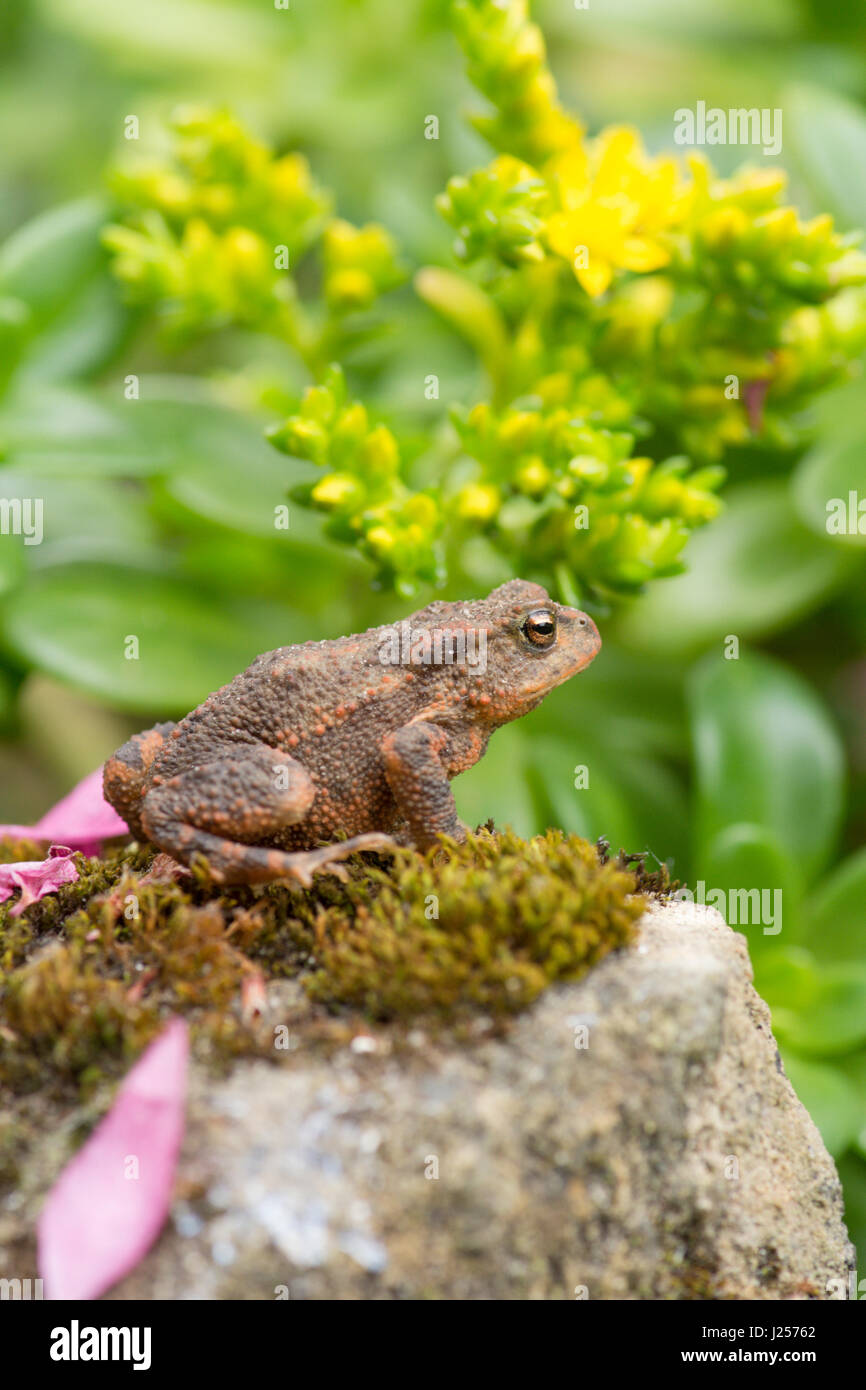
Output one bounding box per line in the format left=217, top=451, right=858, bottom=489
left=0, top=566, right=319, bottom=715
left=756, top=945, right=821, bottom=1015
left=453, top=722, right=536, bottom=837
left=0, top=198, right=107, bottom=321
left=785, top=84, right=866, bottom=231
left=689, top=649, right=845, bottom=883
left=0, top=382, right=153, bottom=473
left=0, top=297, right=30, bottom=392
left=116, top=386, right=363, bottom=560
left=697, top=822, right=802, bottom=955
left=526, top=733, right=643, bottom=851
left=540, top=644, right=689, bottom=760
left=0, top=533, right=25, bottom=599
left=508, top=653, right=691, bottom=864
left=804, top=850, right=866, bottom=966
left=781, top=1052, right=862, bottom=1158
left=601, top=754, right=690, bottom=869
left=0, top=665, right=17, bottom=733
left=793, top=433, right=866, bottom=551
left=616, top=481, right=856, bottom=654
left=772, top=965, right=866, bottom=1058
left=573, top=0, right=800, bottom=43
left=0, top=467, right=161, bottom=570
left=0, top=200, right=129, bottom=384
left=40, top=0, right=281, bottom=73
left=837, top=1053, right=866, bottom=1161
left=835, top=1153, right=866, bottom=1269
left=18, top=275, right=130, bottom=383
left=146, top=397, right=347, bottom=550
left=0, top=448, right=160, bottom=479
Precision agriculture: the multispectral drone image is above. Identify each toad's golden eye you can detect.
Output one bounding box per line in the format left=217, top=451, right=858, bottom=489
left=521, top=609, right=557, bottom=648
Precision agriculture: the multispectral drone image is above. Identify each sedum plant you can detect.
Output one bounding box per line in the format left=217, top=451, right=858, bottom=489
left=102, top=0, right=866, bottom=607
left=103, top=105, right=404, bottom=370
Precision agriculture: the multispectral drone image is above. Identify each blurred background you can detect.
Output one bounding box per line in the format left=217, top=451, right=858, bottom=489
left=1, top=0, right=865, bottom=1261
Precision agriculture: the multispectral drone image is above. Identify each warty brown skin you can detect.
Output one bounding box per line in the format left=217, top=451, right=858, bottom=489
left=103, top=579, right=601, bottom=885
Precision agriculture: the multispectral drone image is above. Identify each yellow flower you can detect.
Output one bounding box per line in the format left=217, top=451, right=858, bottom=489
left=311, top=474, right=360, bottom=508
left=547, top=128, right=688, bottom=296
left=456, top=483, right=501, bottom=521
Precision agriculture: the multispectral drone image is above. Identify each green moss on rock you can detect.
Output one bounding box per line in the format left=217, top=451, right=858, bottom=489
left=0, top=827, right=649, bottom=1097
left=307, top=829, right=644, bottom=1018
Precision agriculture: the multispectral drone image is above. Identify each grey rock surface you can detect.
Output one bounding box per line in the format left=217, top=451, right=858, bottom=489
left=1, top=900, right=851, bottom=1299
left=103, top=900, right=854, bottom=1300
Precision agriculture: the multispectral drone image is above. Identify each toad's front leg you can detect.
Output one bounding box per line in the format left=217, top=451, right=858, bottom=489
left=381, top=721, right=467, bottom=850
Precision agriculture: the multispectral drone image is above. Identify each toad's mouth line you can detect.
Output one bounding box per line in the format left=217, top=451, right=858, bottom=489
left=517, top=660, right=597, bottom=700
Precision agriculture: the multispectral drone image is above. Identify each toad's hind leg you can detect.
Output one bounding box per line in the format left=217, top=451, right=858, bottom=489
left=104, top=721, right=178, bottom=839
left=139, top=748, right=395, bottom=887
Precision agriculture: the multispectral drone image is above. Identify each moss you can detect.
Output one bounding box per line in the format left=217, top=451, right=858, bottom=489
left=306, top=828, right=644, bottom=1019
left=0, top=826, right=648, bottom=1099
left=0, top=837, right=45, bottom=866
left=595, top=836, right=677, bottom=899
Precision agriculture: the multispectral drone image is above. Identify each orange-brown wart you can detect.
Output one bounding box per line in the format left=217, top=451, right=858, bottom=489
left=103, top=580, right=601, bottom=886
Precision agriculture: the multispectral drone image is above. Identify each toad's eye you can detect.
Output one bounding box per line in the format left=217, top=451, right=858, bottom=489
left=521, top=609, right=557, bottom=648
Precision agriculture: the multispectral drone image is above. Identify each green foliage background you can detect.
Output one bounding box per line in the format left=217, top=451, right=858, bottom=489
left=1, top=0, right=866, bottom=1263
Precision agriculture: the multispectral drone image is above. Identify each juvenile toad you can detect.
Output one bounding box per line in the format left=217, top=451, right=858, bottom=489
left=104, top=580, right=601, bottom=885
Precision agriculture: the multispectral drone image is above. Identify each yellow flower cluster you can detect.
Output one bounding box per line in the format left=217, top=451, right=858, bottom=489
left=267, top=367, right=442, bottom=594
left=452, top=0, right=582, bottom=163
left=448, top=3, right=865, bottom=309
left=547, top=130, right=688, bottom=297
left=438, top=0, right=866, bottom=474
left=322, top=219, right=404, bottom=311
left=98, top=4, right=866, bottom=601
left=103, top=106, right=402, bottom=347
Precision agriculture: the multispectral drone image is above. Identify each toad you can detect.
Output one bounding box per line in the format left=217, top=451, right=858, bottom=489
left=104, top=580, right=600, bottom=885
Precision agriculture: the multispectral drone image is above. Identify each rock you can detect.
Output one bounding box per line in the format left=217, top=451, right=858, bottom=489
left=1, top=900, right=852, bottom=1299
left=94, top=900, right=851, bottom=1300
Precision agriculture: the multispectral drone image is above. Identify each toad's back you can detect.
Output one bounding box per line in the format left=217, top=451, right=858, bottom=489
left=149, top=630, right=442, bottom=783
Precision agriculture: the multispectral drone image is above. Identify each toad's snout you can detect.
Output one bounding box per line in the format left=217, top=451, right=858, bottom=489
left=560, top=606, right=602, bottom=669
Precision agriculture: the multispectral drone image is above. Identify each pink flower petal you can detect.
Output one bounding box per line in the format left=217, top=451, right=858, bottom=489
left=0, top=845, right=79, bottom=917
left=0, top=823, right=38, bottom=841
left=0, top=767, right=129, bottom=855
left=37, top=1019, right=189, bottom=1301
left=34, top=766, right=129, bottom=848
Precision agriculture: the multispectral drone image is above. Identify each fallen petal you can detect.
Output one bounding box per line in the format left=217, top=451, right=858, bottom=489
left=0, top=767, right=128, bottom=856
left=126, top=967, right=159, bottom=1004
left=0, top=823, right=38, bottom=842
left=37, top=1018, right=189, bottom=1300
left=0, top=845, right=79, bottom=917
left=32, top=767, right=129, bottom=853
left=241, top=971, right=268, bottom=1024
